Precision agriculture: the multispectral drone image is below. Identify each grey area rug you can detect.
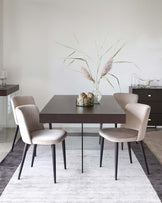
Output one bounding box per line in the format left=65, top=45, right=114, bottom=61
left=0, top=141, right=161, bottom=203
left=0, top=139, right=24, bottom=195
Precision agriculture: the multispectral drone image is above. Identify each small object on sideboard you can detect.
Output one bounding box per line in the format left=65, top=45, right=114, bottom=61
left=0, top=69, right=7, bottom=87
left=129, top=86, right=162, bottom=126
left=76, top=92, right=94, bottom=107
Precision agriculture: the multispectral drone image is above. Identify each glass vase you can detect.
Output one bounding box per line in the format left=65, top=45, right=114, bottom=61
left=0, top=69, right=7, bottom=87
left=93, top=81, right=102, bottom=104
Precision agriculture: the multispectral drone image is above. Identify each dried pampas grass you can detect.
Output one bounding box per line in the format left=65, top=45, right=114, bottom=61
left=81, top=67, right=95, bottom=83
left=100, top=57, right=113, bottom=78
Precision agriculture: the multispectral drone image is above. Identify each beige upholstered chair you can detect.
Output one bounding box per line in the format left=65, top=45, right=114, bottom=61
left=11, top=96, right=35, bottom=151
left=11, top=96, right=52, bottom=151
left=99, top=93, right=138, bottom=146
left=16, top=104, right=67, bottom=183
left=113, top=93, right=138, bottom=111
left=99, top=103, right=151, bottom=180
left=113, top=93, right=138, bottom=149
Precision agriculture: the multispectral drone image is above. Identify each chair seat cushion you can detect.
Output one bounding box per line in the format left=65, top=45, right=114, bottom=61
left=99, top=128, right=138, bottom=142
left=31, top=129, right=67, bottom=145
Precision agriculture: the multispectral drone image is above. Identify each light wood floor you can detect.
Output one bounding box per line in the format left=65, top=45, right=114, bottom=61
left=144, top=129, right=162, bottom=165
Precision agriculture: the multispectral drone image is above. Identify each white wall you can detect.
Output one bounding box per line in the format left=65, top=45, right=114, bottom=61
left=2, top=0, right=162, bottom=111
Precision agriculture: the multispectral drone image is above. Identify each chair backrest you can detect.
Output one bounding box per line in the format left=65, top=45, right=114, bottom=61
left=16, top=105, right=44, bottom=144
left=123, top=103, right=151, bottom=141
left=113, top=93, right=138, bottom=111
left=11, top=96, right=35, bottom=125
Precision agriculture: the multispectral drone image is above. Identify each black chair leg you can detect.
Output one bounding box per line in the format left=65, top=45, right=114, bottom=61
left=115, top=142, right=119, bottom=180
left=139, top=141, right=150, bottom=175
left=62, top=140, right=66, bottom=169
left=18, top=144, right=29, bottom=180
left=11, top=125, right=19, bottom=152
left=115, top=124, right=123, bottom=151
left=49, top=123, right=52, bottom=129
left=99, top=136, right=101, bottom=144
left=121, top=142, right=124, bottom=150
left=100, top=137, right=104, bottom=167
left=31, top=144, right=37, bottom=167
left=51, top=144, right=56, bottom=183
left=99, top=123, right=103, bottom=144
left=127, top=142, right=132, bottom=164
left=34, top=144, right=37, bottom=157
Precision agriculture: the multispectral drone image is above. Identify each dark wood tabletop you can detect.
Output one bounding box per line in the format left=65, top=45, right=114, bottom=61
left=0, top=84, right=19, bottom=96
left=40, top=95, right=125, bottom=124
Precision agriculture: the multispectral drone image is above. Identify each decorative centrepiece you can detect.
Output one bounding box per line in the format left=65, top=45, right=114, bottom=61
left=61, top=39, right=135, bottom=105
left=76, top=92, right=94, bottom=107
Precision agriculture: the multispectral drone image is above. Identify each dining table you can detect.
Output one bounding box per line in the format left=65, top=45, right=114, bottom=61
left=40, top=95, right=126, bottom=173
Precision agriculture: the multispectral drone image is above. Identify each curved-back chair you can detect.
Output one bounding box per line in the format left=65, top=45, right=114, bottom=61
left=113, top=93, right=138, bottom=149
left=99, top=103, right=151, bottom=180
left=11, top=96, right=35, bottom=151
left=100, top=93, right=138, bottom=146
left=16, top=104, right=67, bottom=183
left=113, top=93, right=138, bottom=111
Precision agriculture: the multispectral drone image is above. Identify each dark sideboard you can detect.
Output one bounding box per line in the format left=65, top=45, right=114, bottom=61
left=0, top=84, right=19, bottom=96
left=129, top=86, right=162, bottom=126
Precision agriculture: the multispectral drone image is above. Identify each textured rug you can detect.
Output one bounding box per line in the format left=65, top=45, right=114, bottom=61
left=144, top=130, right=162, bottom=165
left=0, top=142, right=161, bottom=203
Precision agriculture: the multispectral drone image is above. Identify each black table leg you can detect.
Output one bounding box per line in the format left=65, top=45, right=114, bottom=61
left=121, top=142, right=124, bottom=150
left=62, top=140, right=66, bottom=170
left=49, top=123, right=52, bottom=129
left=100, top=137, right=104, bottom=167
left=115, top=142, right=119, bottom=180
left=51, top=144, right=56, bottom=183
left=81, top=123, right=83, bottom=173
